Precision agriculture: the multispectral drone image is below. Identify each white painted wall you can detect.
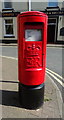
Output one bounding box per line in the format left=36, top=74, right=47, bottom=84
left=0, top=17, right=2, bottom=41
left=0, top=1, right=2, bottom=12
left=12, top=1, right=48, bottom=12
left=12, top=2, right=28, bottom=12
left=57, top=1, right=64, bottom=41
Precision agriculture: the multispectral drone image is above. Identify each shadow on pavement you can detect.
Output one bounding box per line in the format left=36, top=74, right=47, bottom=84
left=1, top=90, right=21, bottom=108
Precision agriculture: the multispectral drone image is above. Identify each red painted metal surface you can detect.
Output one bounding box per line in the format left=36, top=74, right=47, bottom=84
left=17, top=11, right=48, bottom=85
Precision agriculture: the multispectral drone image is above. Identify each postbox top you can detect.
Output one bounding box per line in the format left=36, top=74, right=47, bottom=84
left=19, top=11, right=47, bottom=18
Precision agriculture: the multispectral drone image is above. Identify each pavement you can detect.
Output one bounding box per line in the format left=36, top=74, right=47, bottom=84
left=0, top=56, right=63, bottom=119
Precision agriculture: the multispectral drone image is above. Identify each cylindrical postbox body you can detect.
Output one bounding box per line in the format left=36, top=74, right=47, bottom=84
left=17, top=11, right=48, bottom=109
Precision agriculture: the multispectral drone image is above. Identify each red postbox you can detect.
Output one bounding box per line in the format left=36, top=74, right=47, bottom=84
left=17, top=11, right=48, bottom=109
